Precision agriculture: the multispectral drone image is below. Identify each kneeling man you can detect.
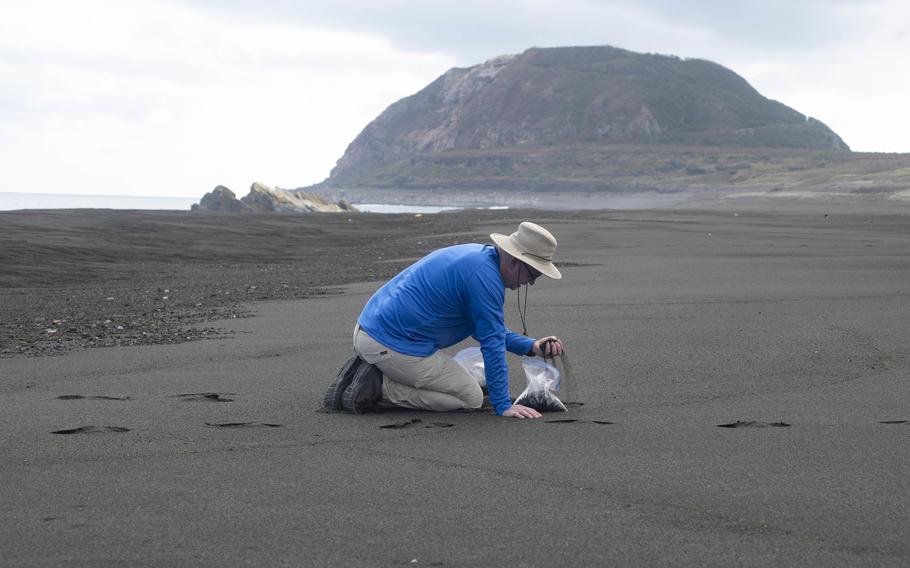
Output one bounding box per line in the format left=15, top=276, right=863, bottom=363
left=324, top=221, right=565, bottom=419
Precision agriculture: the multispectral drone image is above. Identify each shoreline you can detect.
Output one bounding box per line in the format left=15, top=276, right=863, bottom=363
left=4, top=186, right=910, bottom=215
left=319, top=186, right=910, bottom=214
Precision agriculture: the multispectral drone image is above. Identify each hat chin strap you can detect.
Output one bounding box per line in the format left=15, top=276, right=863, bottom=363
left=517, top=264, right=529, bottom=336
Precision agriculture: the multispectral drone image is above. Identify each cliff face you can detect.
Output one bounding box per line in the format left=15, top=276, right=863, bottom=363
left=321, top=45, right=849, bottom=190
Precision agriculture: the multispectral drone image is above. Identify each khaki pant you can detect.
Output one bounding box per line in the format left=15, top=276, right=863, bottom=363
left=353, top=325, right=483, bottom=412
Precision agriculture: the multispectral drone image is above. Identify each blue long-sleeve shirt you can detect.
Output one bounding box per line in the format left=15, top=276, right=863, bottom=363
left=357, top=243, right=534, bottom=415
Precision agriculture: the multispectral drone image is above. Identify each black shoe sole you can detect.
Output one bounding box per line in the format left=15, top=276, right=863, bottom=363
left=341, top=363, right=384, bottom=414
left=323, top=355, right=364, bottom=411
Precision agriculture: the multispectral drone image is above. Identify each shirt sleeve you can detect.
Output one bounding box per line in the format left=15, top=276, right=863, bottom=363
left=465, top=272, right=515, bottom=415
left=505, top=330, right=535, bottom=356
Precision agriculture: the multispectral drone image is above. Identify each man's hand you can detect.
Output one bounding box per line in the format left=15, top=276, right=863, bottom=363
left=532, top=336, right=564, bottom=358
left=502, top=404, right=542, bottom=419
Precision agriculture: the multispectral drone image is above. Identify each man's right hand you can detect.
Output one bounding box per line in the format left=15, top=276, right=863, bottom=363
left=532, top=336, right=564, bottom=357
left=502, top=404, right=542, bottom=419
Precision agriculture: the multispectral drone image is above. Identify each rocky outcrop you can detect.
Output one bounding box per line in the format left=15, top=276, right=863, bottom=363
left=193, top=182, right=356, bottom=213
left=239, top=182, right=353, bottom=213
left=317, top=45, right=850, bottom=192
left=191, top=185, right=243, bottom=212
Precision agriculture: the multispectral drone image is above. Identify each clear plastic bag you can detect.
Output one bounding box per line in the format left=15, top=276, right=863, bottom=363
left=453, top=346, right=486, bottom=388
left=514, top=357, right=567, bottom=412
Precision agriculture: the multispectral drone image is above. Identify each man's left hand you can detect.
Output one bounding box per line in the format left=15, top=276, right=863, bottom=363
left=532, top=336, right=564, bottom=357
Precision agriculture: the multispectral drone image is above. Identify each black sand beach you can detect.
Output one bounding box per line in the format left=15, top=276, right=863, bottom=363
left=0, top=209, right=537, bottom=357
left=2, top=205, right=909, bottom=566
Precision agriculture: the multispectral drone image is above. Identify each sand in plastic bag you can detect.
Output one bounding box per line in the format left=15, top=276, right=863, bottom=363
left=514, top=357, right=567, bottom=412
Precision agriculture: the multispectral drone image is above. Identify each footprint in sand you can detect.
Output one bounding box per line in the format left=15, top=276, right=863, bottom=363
left=545, top=419, right=614, bottom=425
left=717, top=421, right=790, bottom=428
left=379, top=419, right=454, bottom=430
left=57, top=395, right=131, bottom=401
left=204, top=422, right=282, bottom=428
left=171, top=393, right=235, bottom=403
left=52, top=425, right=131, bottom=435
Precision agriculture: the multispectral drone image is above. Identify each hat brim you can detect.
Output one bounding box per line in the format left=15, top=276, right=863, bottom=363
left=491, top=233, right=562, bottom=280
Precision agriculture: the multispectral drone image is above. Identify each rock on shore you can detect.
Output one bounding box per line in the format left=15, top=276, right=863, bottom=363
left=192, top=182, right=356, bottom=213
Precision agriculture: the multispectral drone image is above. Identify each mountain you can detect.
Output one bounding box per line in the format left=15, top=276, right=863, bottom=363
left=313, top=45, right=851, bottom=193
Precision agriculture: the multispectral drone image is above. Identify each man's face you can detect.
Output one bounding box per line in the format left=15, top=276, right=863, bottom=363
left=504, top=259, right=541, bottom=290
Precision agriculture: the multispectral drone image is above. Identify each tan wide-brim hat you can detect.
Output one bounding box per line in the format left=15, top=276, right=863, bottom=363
left=490, top=222, right=562, bottom=280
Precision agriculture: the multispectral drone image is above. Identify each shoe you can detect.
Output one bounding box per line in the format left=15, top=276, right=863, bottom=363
left=341, top=362, right=384, bottom=414
left=323, top=355, right=365, bottom=411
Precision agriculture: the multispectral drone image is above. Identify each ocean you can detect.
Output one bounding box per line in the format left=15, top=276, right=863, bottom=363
left=0, top=193, right=467, bottom=214
left=0, top=192, right=198, bottom=211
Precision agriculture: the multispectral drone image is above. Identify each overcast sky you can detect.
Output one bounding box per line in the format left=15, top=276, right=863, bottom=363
left=2, top=0, right=907, bottom=198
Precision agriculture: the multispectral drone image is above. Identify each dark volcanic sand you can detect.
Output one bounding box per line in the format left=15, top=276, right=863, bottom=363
left=2, top=205, right=910, bottom=566
left=0, top=208, right=573, bottom=358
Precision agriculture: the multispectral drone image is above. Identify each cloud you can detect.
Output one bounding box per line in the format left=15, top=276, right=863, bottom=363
left=0, top=0, right=455, bottom=197
left=187, top=0, right=720, bottom=63
left=1, top=0, right=907, bottom=200
left=185, top=0, right=876, bottom=62
left=179, top=0, right=910, bottom=154
left=721, top=0, right=910, bottom=151
left=605, top=0, right=867, bottom=49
